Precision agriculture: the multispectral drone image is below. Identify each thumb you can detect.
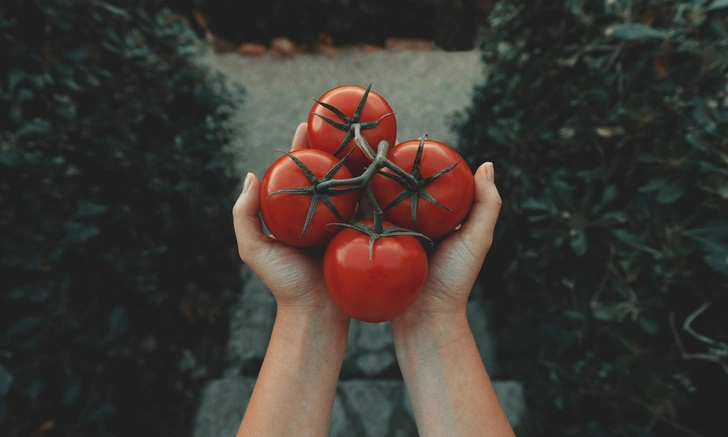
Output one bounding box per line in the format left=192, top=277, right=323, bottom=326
left=232, top=172, right=270, bottom=264
left=456, top=162, right=502, bottom=253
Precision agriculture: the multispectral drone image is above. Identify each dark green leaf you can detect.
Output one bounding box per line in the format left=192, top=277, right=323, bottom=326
left=60, top=372, right=81, bottom=405
left=612, top=228, right=637, bottom=243
left=607, top=24, right=667, bottom=41
left=593, top=304, right=623, bottom=321
left=8, top=285, right=50, bottom=303
left=14, top=119, right=51, bottom=139
left=16, top=376, right=42, bottom=397
left=83, top=403, right=117, bottom=423
left=686, top=133, right=710, bottom=150
left=520, top=198, right=552, bottom=211
left=0, top=364, right=13, bottom=396
left=75, top=201, right=108, bottom=218
left=100, top=3, right=130, bottom=18
left=64, top=222, right=100, bottom=242
left=657, top=180, right=686, bottom=204
left=638, top=316, right=660, bottom=335
left=4, top=317, right=42, bottom=339
left=707, top=0, right=728, bottom=11
left=108, top=307, right=128, bottom=338
left=0, top=150, right=21, bottom=167
left=705, top=253, right=728, bottom=275
left=8, top=69, right=26, bottom=91
left=563, top=310, right=586, bottom=321
left=570, top=231, right=587, bottom=256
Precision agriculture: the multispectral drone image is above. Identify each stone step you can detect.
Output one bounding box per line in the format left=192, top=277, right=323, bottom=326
left=193, top=377, right=525, bottom=437
left=224, top=265, right=500, bottom=379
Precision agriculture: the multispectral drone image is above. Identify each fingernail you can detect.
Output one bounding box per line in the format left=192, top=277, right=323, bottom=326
left=243, top=172, right=253, bottom=193
left=485, top=162, right=495, bottom=182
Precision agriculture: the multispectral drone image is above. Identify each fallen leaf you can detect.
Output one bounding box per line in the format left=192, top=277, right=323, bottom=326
left=385, top=38, right=436, bottom=51
left=237, top=42, right=267, bottom=57
left=316, top=44, right=338, bottom=57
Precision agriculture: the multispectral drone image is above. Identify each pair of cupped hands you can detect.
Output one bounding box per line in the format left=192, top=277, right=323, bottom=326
left=232, top=123, right=502, bottom=323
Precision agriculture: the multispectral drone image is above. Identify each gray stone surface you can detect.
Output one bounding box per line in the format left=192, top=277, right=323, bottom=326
left=342, top=320, right=397, bottom=378
left=401, top=380, right=526, bottom=432
left=468, top=298, right=500, bottom=377
left=193, top=378, right=255, bottom=437
left=332, top=379, right=412, bottom=437
left=224, top=265, right=276, bottom=376
left=493, top=380, right=527, bottom=429
left=193, top=377, right=525, bottom=437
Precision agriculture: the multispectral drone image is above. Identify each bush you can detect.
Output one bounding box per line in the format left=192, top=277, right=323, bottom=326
left=453, top=1, right=728, bottom=435
left=0, top=1, right=244, bottom=435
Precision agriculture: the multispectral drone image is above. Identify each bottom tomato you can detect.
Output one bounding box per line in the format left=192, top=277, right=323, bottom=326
left=323, top=220, right=428, bottom=323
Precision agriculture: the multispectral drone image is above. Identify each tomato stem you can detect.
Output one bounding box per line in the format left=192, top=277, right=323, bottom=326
left=366, top=183, right=384, bottom=234
left=315, top=140, right=390, bottom=191
left=352, top=123, right=377, bottom=161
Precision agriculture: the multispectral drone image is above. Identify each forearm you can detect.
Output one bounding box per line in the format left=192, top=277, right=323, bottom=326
left=237, top=301, right=349, bottom=437
left=391, top=311, right=515, bottom=437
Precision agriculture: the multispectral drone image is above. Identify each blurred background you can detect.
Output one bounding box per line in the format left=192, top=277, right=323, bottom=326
left=2, top=1, right=728, bottom=436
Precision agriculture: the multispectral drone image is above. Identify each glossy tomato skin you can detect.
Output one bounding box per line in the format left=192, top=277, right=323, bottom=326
left=260, top=149, right=357, bottom=248
left=307, top=85, right=397, bottom=176
left=370, top=139, right=475, bottom=239
left=323, top=220, right=428, bottom=323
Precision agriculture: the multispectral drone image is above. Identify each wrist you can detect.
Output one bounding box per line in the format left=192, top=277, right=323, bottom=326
left=391, top=308, right=470, bottom=360
left=275, top=297, right=350, bottom=337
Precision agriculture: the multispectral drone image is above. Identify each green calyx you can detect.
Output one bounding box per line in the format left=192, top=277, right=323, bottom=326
left=311, top=82, right=395, bottom=156
left=326, top=221, right=433, bottom=261
left=267, top=150, right=357, bottom=238
left=378, top=135, right=460, bottom=230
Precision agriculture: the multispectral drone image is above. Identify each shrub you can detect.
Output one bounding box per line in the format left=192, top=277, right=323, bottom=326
left=0, top=0, right=244, bottom=435
left=453, top=1, right=728, bottom=435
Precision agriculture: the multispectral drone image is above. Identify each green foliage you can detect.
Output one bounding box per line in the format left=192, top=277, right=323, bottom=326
left=1, top=0, right=244, bottom=434
left=454, top=0, right=728, bottom=435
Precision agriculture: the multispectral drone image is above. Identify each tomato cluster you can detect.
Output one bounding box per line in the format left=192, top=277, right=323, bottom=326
left=260, top=84, right=475, bottom=323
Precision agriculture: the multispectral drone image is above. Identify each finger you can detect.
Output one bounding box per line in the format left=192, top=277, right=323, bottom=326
left=456, top=162, right=502, bottom=251
left=290, top=122, right=309, bottom=151
left=232, top=173, right=270, bottom=263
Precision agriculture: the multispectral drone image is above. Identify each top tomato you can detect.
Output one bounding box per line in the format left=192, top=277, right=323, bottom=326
left=307, top=84, right=397, bottom=176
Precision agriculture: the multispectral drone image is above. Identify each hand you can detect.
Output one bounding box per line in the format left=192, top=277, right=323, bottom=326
left=394, top=161, right=502, bottom=320
left=232, top=123, right=348, bottom=315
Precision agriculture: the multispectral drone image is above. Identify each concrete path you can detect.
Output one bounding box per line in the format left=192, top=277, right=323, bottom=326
left=193, top=47, right=527, bottom=437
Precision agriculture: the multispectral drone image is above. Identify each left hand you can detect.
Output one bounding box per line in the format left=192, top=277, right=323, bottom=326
left=232, top=123, right=348, bottom=315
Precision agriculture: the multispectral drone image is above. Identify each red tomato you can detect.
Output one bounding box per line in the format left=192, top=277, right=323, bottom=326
left=370, top=139, right=474, bottom=239
left=323, top=220, right=428, bottom=323
left=260, top=149, right=357, bottom=248
left=307, top=85, right=397, bottom=176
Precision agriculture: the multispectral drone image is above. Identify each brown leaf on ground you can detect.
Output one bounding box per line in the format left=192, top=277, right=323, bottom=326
left=315, top=43, right=338, bottom=57
left=238, top=42, right=267, bottom=57
left=270, top=37, right=301, bottom=58
left=318, top=32, right=333, bottom=46
left=385, top=38, right=436, bottom=51
left=206, top=31, right=237, bottom=53
left=355, top=43, right=383, bottom=52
